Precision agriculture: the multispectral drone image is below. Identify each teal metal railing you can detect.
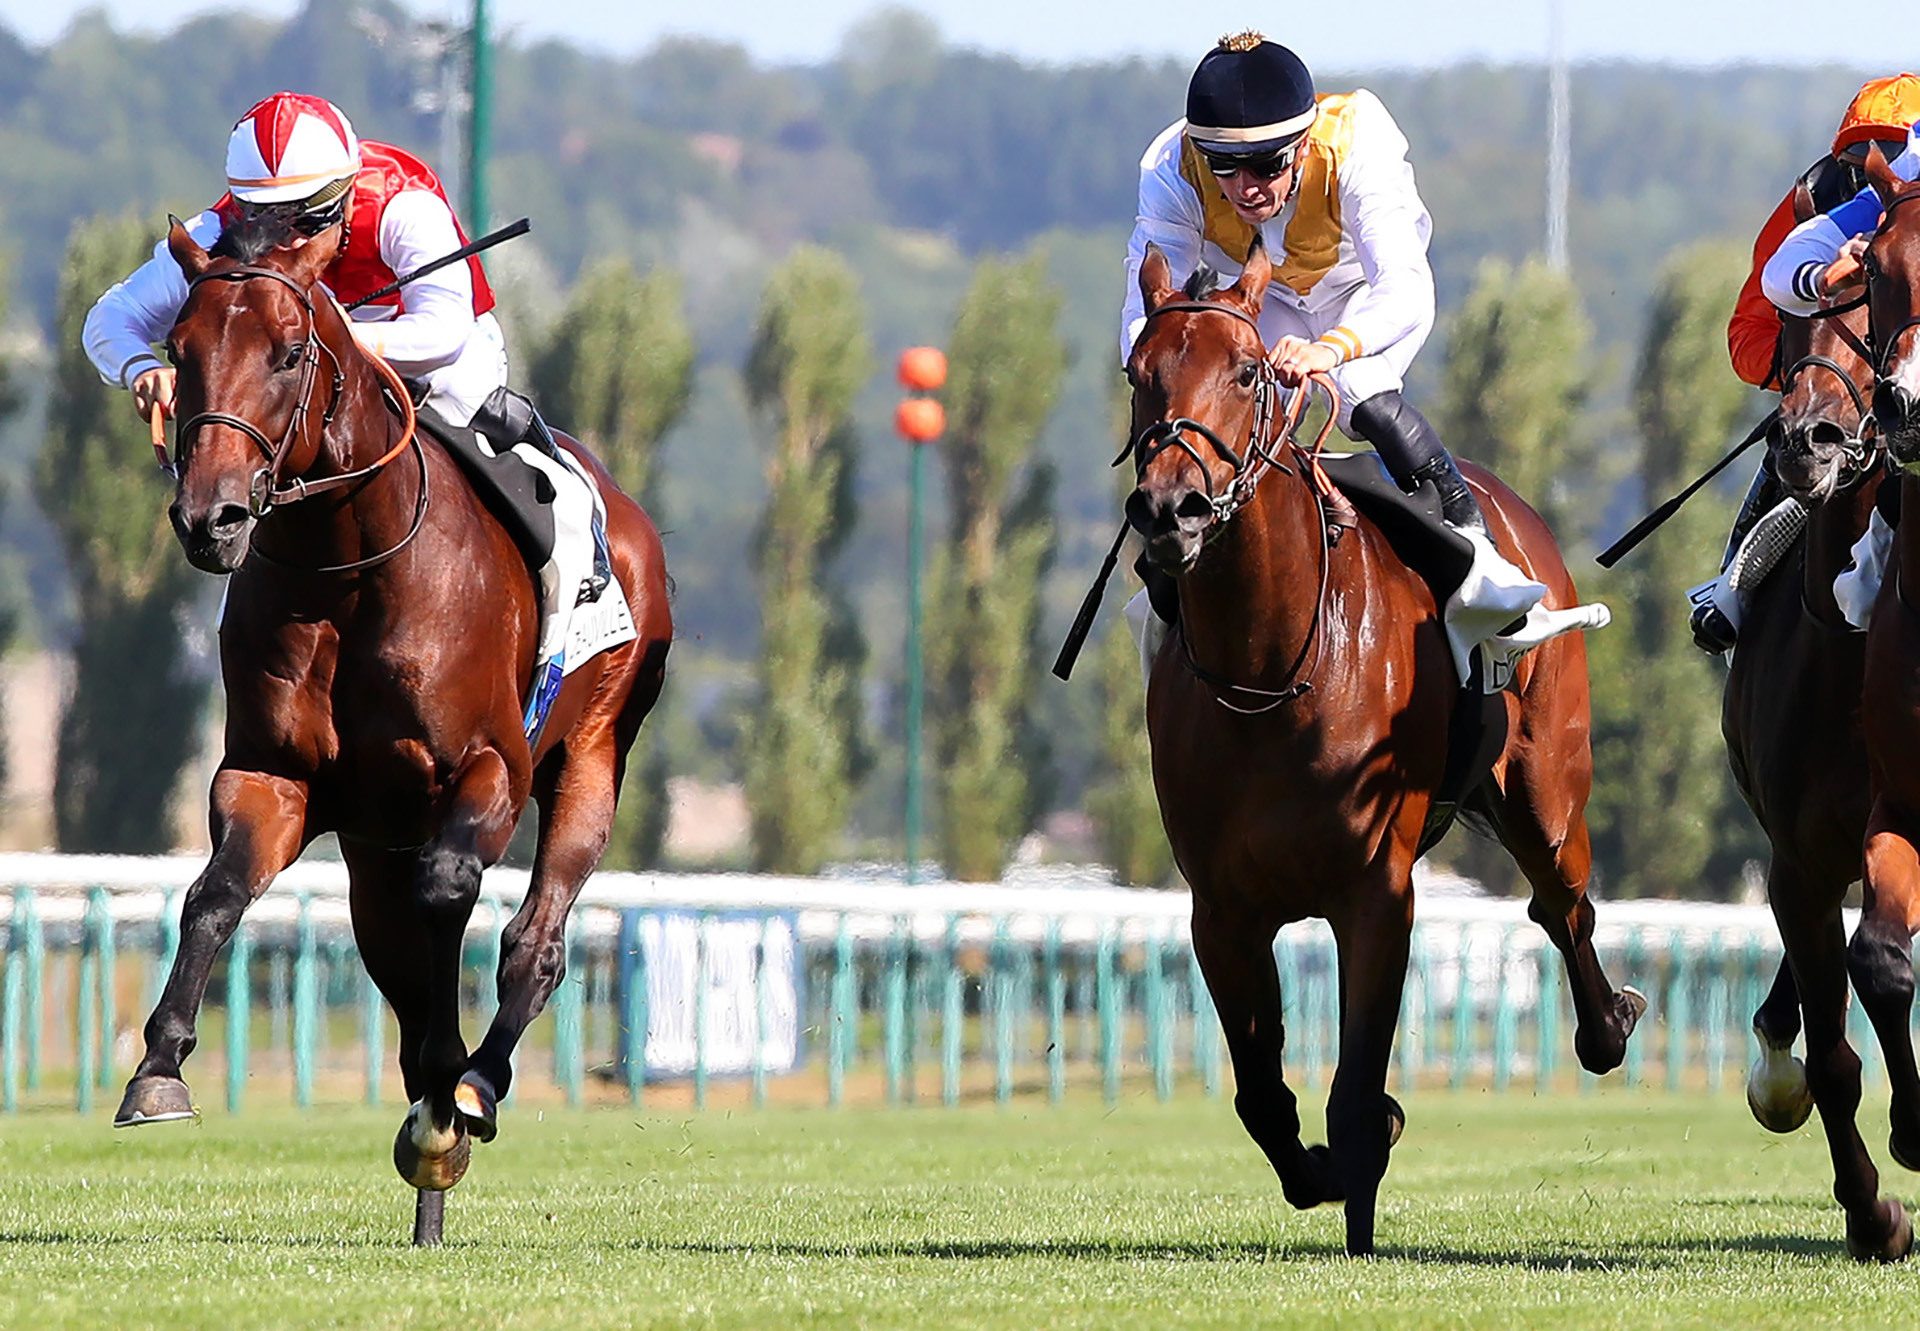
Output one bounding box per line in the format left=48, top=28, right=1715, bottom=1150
left=0, top=876, right=1875, bottom=1114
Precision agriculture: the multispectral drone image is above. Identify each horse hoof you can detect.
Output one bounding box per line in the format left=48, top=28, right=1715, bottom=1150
left=1746, top=1051, right=1813, bottom=1134
left=1619, top=986, right=1649, bottom=1029
left=454, top=1071, right=499, bottom=1145
left=113, top=1076, right=196, bottom=1127
left=1282, top=1144, right=1344, bottom=1210
left=1383, top=1094, right=1406, bottom=1150
left=1847, top=1199, right=1914, bottom=1263
left=393, top=1116, right=471, bottom=1191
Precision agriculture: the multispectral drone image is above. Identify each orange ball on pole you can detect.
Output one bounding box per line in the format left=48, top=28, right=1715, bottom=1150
left=897, top=346, right=948, bottom=392
left=895, top=397, right=945, bottom=443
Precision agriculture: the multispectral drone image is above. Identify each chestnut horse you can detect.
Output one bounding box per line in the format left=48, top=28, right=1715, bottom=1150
left=1125, top=240, right=1642, bottom=1256
left=113, top=216, right=672, bottom=1244
left=1722, top=276, right=1906, bottom=1257
left=1851, top=148, right=1920, bottom=1259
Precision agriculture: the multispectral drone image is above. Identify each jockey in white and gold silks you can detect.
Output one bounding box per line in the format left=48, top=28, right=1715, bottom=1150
left=1119, top=32, right=1607, bottom=692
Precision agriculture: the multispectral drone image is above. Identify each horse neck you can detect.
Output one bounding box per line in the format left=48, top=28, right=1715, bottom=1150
left=1174, top=451, right=1326, bottom=681
left=1900, top=474, right=1920, bottom=599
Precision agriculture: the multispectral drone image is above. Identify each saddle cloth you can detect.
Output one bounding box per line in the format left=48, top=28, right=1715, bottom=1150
left=424, top=417, right=637, bottom=740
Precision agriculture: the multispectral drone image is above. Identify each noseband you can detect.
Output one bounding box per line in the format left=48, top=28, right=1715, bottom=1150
left=168, top=262, right=426, bottom=574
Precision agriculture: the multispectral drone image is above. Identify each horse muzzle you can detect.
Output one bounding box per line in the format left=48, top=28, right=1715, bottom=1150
left=169, top=496, right=256, bottom=574
left=1126, top=484, right=1213, bottom=573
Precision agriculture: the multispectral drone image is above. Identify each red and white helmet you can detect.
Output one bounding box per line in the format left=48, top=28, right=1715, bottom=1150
left=225, top=92, right=361, bottom=205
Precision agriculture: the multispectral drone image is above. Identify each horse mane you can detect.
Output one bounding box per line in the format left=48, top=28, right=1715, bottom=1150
left=1183, top=264, right=1221, bottom=300
left=211, top=209, right=299, bottom=264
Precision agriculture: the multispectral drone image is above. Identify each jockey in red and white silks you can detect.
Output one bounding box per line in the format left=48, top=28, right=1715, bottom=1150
left=83, top=91, right=507, bottom=432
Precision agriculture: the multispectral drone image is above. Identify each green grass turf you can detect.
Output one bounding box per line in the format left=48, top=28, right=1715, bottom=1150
left=0, top=1088, right=1916, bottom=1329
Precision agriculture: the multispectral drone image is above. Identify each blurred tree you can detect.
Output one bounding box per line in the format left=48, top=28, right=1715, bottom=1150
left=1083, top=367, right=1174, bottom=887
left=36, top=216, right=207, bottom=851
left=740, top=246, right=871, bottom=873
left=530, top=258, right=695, bottom=869
left=1584, top=240, right=1762, bottom=898
left=1436, top=257, right=1599, bottom=543
left=924, top=253, right=1066, bottom=880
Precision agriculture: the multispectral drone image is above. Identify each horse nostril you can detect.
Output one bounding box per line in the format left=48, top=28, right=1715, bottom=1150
left=1876, top=384, right=1915, bottom=431
left=168, top=502, right=192, bottom=542
left=1124, top=489, right=1156, bottom=534
left=1172, top=490, right=1214, bottom=524
left=206, top=502, right=251, bottom=539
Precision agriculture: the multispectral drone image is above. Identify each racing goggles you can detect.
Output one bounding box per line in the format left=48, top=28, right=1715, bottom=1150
left=1199, top=143, right=1300, bottom=181
left=238, top=175, right=353, bottom=238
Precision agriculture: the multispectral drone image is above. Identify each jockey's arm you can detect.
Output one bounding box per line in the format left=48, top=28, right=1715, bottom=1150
left=1764, top=128, right=1920, bottom=316
left=1312, top=91, right=1434, bottom=370
left=82, top=210, right=221, bottom=394
left=347, top=189, right=477, bottom=375
left=1120, top=125, right=1205, bottom=362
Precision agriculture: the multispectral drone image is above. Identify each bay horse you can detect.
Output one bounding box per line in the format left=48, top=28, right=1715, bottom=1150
left=1125, top=239, right=1642, bottom=1256
left=1851, top=147, right=1920, bottom=1258
left=1722, top=261, right=1907, bottom=1257
left=112, top=215, right=672, bottom=1245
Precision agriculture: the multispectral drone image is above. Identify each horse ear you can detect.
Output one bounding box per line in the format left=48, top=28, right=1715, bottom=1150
left=1139, top=243, right=1176, bottom=312
left=1792, top=179, right=1816, bottom=225
left=1229, top=234, right=1272, bottom=311
left=166, top=215, right=212, bottom=281
left=281, top=224, right=345, bottom=290
left=1865, top=142, right=1903, bottom=203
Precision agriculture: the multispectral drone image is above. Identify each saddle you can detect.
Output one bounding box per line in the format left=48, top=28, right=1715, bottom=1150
left=413, top=413, right=558, bottom=574
left=1317, top=452, right=1509, bottom=855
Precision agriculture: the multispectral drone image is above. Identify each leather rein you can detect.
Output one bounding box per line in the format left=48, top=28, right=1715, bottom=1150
left=161, top=263, right=426, bottom=575
left=1118, top=298, right=1344, bottom=713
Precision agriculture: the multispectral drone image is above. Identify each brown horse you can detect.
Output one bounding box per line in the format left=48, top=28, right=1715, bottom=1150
left=112, top=215, right=672, bottom=1244
left=1852, top=149, right=1920, bottom=1258
left=1125, top=240, right=1642, bottom=1256
left=1722, top=274, right=1907, bottom=1257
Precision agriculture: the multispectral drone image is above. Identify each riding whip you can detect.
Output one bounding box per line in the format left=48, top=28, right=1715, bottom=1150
left=1051, top=519, right=1133, bottom=681
left=1594, top=408, right=1780, bottom=568
left=344, top=217, right=532, bottom=312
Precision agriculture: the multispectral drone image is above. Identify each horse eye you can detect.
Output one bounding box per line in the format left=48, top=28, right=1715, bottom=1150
left=1238, top=361, right=1259, bottom=388
left=280, top=342, right=306, bottom=372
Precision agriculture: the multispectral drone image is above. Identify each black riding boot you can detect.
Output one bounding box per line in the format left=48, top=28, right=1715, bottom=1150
left=474, top=386, right=612, bottom=603
left=1687, top=461, right=1779, bottom=654
left=1349, top=391, right=1487, bottom=533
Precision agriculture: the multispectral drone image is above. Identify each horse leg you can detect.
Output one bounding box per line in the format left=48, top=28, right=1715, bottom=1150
left=393, top=750, right=517, bottom=1194
left=1191, top=904, right=1341, bottom=1212
left=461, top=719, right=630, bottom=1140
left=1852, top=808, right=1920, bottom=1173
left=1747, top=933, right=1812, bottom=1133
left=1779, top=887, right=1914, bottom=1261
left=1484, top=790, right=1643, bottom=1074
left=1326, top=902, right=1413, bottom=1257
left=115, top=770, right=307, bottom=1125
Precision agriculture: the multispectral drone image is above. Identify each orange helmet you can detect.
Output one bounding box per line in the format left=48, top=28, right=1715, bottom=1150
left=1832, top=74, right=1920, bottom=157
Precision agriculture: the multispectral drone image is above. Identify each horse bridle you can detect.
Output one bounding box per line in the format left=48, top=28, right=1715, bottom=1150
left=1116, top=300, right=1289, bottom=527
left=169, top=263, right=427, bottom=573
left=1119, top=297, right=1341, bottom=712
left=1861, top=190, right=1920, bottom=384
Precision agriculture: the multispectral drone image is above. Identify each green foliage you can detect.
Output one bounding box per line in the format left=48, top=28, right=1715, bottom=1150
left=36, top=215, right=206, bottom=851
left=528, top=259, right=695, bottom=505
left=740, top=247, right=871, bottom=873
left=528, top=259, right=695, bottom=870
left=1585, top=241, right=1762, bottom=898
left=1436, top=258, right=1598, bottom=542
left=924, top=253, right=1066, bottom=880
